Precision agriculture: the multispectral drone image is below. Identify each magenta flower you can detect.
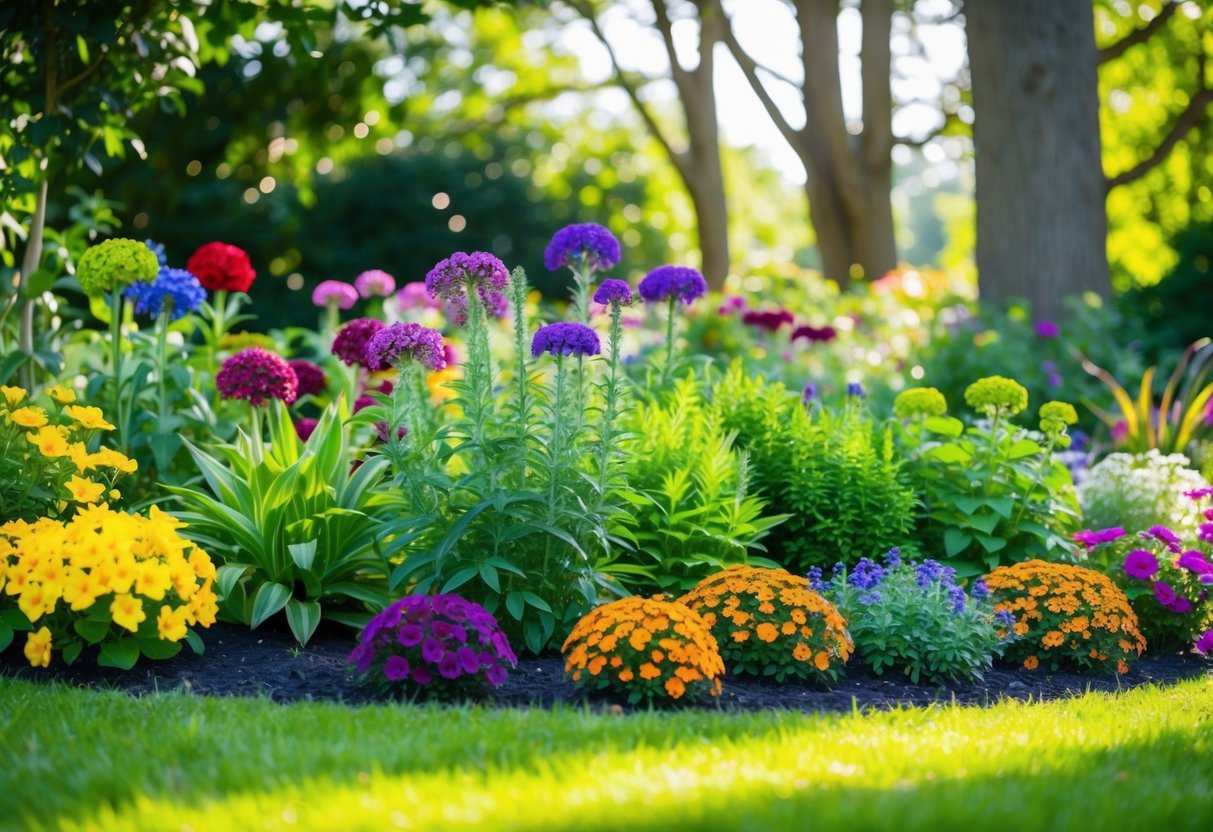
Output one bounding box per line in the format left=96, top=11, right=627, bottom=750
left=396, top=281, right=438, bottom=311
left=312, top=280, right=359, bottom=309
left=1168, top=596, right=1194, bottom=614
left=396, top=623, right=424, bottom=647
left=1195, top=630, right=1213, bottom=655
left=294, top=417, right=318, bottom=442
left=791, top=324, right=838, bottom=344
left=1073, top=527, right=1126, bottom=549
left=1034, top=320, right=1059, bottom=338
left=425, top=251, right=510, bottom=319
left=1153, top=580, right=1177, bottom=606
left=354, top=269, right=396, bottom=298
left=332, top=318, right=385, bottom=367
left=1124, top=549, right=1160, bottom=581
left=216, top=347, right=298, bottom=407
left=1145, top=525, right=1183, bottom=553
left=437, top=652, right=462, bottom=680
left=717, top=295, right=746, bottom=315
left=287, top=360, right=327, bottom=399
left=742, top=309, right=795, bottom=332
left=1177, top=550, right=1213, bottom=575
left=363, top=322, right=447, bottom=372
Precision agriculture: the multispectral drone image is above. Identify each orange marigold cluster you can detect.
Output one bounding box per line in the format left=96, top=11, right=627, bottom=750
left=562, top=596, right=725, bottom=704
left=679, top=565, right=852, bottom=684
left=985, top=560, right=1146, bottom=675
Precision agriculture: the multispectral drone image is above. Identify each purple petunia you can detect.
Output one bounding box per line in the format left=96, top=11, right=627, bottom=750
left=791, top=324, right=837, bottom=344
left=332, top=318, right=385, bottom=367
left=1073, top=527, right=1127, bottom=549
left=1168, top=596, right=1194, bottom=614
left=1195, top=630, right=1213, bottom=655
left=1124, top=549, right=1160, bottom=581
left=384, top=655, right=411, bottom=681
left=531, top=322, right=601, bottom=358
left=364, top=322, right=448, bottom=372
left=1177, top=550, right=1213, bottom=574
left=544, top=223, right=622, bottom=272
left=1144, top=525, right=1183, bottom=554
left=1034, top=320, right=1060, bottom=338
left=1153, top=580, right=1177, bottom=606
left=396, top=623, right=424, bottom=647
left=288, top=360, right=328, bottom=399
left=637, top=265, right=707, bottom=304
left=216, top=347, right=298, bottom=407
left=592, top=279, right=634, bottom=307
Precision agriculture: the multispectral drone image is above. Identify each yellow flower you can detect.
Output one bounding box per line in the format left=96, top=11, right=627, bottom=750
left=24, top=626, right=52, bottom=668
left=89, top=447, right=137, bottom=473
left=1, top=385, right=26, bottom=407
left=110, top=593, right=146, bottom=632
left=27, top=426, right=70, bottom=457
left=9, top=406, right=48, bottom=428
left=67, top=442, right=95, bottom=472
left=63, top=405, right=115, bottom=431
left=66, top=475, right=106, bottom=504
left=156, top=604, right=189, bottom=642
left=134, top=560, right=172, bottom=601
left=47, top=385, right=77, bottom=404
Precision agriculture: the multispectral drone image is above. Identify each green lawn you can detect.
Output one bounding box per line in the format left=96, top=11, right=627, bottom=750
left=2, top=676, right=1212, bottom=831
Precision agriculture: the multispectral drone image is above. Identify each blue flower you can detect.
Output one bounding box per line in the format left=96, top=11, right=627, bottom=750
left=971, top=578, right=989, bottom=600
left=544, top=223, right=621, bottom=272
left=144, top=239, right=167, bottom=267
left=637, top=265, right=707, bottom=304
left=846, top=381, right=865, bottom=397
left=530, top=321, right=601, bottom=358
left=125, top=267, right=206, bottom=320
left=948, top=584, right=967, bottom=613
left=884, top=547, right=902, bottom=568
left=806, top=566, right=828, bottom=594
left=848, top=557, right=885, bottom=591
left=994, top=609, right=1016, bottom=628
left=802, top=382, right=818, bottom=404
left=858, top=590, right=882, bottom=606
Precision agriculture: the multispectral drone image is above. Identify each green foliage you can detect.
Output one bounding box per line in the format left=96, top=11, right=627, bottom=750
left=168, top=399, right=390, bottom=645
left=611, top=375, right=786, bottom=593
left=1120, top=220, right=1213, bottom=362
left=896, top=381, right=1082, bottom=575
left=1078, top=450, right=1210, bottom=547
left=713, top=363, right=915, bottom=572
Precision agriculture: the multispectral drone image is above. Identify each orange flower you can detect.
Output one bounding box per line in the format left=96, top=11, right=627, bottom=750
left=588, top=655, right=607, bottom=676
left=1023, top=655, right=1039, bottom=670
left=664, top=677, right=686, bottom=699
left=755, top=623, right=779, bottom=643
left=1042, top=630, right=1064, bottom=648
left=813, top=652, right=830, bottom=671
left=781, top=621, right=797, bottom=636
left=618, top=668, right=634, bottom=682
left=1116, top=659, right=1129, bottom=675
left=638, top=662, right=661, bottom=680
left=793, top=643, right=812, bottom=662
left=732, top=629, right=751, bottom=643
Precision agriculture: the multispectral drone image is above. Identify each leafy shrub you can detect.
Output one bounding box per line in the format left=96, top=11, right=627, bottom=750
left=894, top=379, right=1082, bottom=574
left=169, top=399, right=390, bottom=645
left=0, top=385, right=137, bottom=524
left=678, top=565, right=852, bottom=684
left=713, top=363, right=914, bottom=571
left=347, top=593, right=518, bottom=699
left=0, top=504, right=218, bottom=669
left=985, top=560, right=1146, bottom=674
left=1078, top=450, right=1209, bottom=545
left=611, top=374, right=786, bottom=593
left=815, top=548, right=1014, bottom=684
left=561, top=596, right=724, bottom=704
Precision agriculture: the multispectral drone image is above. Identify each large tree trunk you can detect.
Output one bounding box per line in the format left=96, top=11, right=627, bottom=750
left=967, top=0, right=1110, bottom=319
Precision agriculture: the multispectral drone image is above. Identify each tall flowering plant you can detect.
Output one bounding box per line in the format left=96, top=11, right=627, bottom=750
left=637, top=264, right=707, bottom=385
left=187, top=241, right=257, bottom=372
left=544, top=223, right=622, bottom=324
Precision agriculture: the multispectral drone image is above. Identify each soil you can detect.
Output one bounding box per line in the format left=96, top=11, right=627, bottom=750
left=2, top=619, right=1209, bottom=713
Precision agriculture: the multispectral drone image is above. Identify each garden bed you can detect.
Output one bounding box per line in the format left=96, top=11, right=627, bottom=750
left=2, top=620, right=1207, bottom=711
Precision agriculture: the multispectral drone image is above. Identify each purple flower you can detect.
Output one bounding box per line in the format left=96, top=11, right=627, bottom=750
left=443, top=291, right=508, bottom=327
left=592, top=279, right=634, bottom=307
left=948, top=584, right=967, bottom=613
left=994, top=609, right=1016, bottom=628
left=411, top=665, right=432, bottom=686
left=294, top=417, right=318, bottom=442
left=353, top=394, right=376, bottom=413
left=312, top=280, right=359, bottom=309
left=396, top=623, right=424, bottom=647
left=1153, top=581, right=1177, bottom=606
left=486, top=665, right=508, bottom=687
left=1168, top=596, right=1194, bottom=614
left=1124, top=549, right=1160, bottom=581
left=846, top=381, right=865, bottom=398
left=396, top=281, right=438, bottom=311
left=915, top=559, right=953, bottom=589
left=971, top=578, right=989, bottom=600
left=457, top=647, right=480, bottom=674
left=347, top=643, right=374, bottom=674
left=421, top=637, right=445, bottom=664
left=1178, top=550, right=1213, bottom=574
left=1145, top=525, right=1183, bottom=553
left=1073, top=527, right=1127, bottom=549
left=531, top=322, right=601, bottom=358
left=544, top=223, right=621, bottom=272
left=717, top=295, right=746, bottom=315
left=858, top=590, right=882, bottom=605
left=741, top=309, right=794, bottom=332
left=806, top=566, right=828, bottom=594
left=332, top=318, right=385, bottom=367
left=125, top=267, right=207, bottom=320
left=384, top=655, right=411, bottom=681
left=1185, top=487, right=1213, bottom=501
left=1034, top=320, right=1059, bottom=338
left=216, top=348, right=298, bottom=407
left=848, top=557, right=885, bottom=591
left=802, top=382, right=818, bottom=404
left=637, top=265, right=707, bottom=304
left=288, top=360, right=327, bottom=398
left=1195, top=630, right=1213, bottom=655
left=438, top=652, right=462, bottom=680
left=791, top=324, right=837, bottom=343
left=425, top=251, right=510, bottom=309
left=354, top=269, right=396, bottom=298
left=364, top=322, right=448, bottom=372
left=1200, top=523, right=1213, bottom=545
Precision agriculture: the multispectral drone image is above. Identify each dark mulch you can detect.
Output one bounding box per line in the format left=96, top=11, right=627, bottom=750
left=2, top=620, right=1209, bottom=713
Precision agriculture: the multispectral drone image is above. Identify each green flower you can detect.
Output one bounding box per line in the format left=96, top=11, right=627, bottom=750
left=1039, top=400, right=1078, bottom=444
left=893, top=387, right=948, bottom=419
left=76, top=238, right=159, bottom=297
left=963, top=376, right=1028, bottom=417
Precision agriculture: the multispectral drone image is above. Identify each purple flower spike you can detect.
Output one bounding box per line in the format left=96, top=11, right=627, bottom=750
left=364, top=322, right=448, bottom=372
left=531, top=322, right=601, bottom=358
left=637, top=265, right=707, bottom=304
left=425, top=251, right=509, bottom=305
left=332, top=318, right=385, bottom=367
left=1124, top=549, right=1160, bottom=581
left=544, top=223, right=621, bottom=272
left=216, top=348, right=298, bottom=407
left=592, top=279, right=634, bottom=307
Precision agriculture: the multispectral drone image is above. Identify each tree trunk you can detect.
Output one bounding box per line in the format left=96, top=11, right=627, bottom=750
left=966, top=0, right=1110, bottom=320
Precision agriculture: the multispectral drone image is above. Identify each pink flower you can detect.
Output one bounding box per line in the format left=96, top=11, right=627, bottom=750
left=312, top=280, right=359, bottom=309
left=215, top=347, right=298, bottom=407
left=1194, top=630, right=1213, bottom=655
left=1034, top=320, right=1060, bottom=338
left=1073, top=527, right=1126, bottom=549
left=1177, top=550, right=1213, bottom=575
left=354, top=269, right=396, bottom=298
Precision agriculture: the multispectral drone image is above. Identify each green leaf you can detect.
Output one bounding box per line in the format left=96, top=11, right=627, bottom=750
left=98, top=639, right=140, bottom=670
left=285, top=599, right=322, bottom=646
left=0, top=621, right=11, bottom=653
left=0, top=349, right=29, bottom=385
left=521, top=592, right=552, bottom=613
left=441, top=567, right=480, bottom=593
left=974, top=534, right=1008, bottom=553
left=926, top=443, right=971, bottom=464
left=967, top=512, right=1001, bottom=535
left=924, top=416, right=965, bottom=437
left=505, top=591, right=525, bottom=620
left=215, top=565, right=249, bottom=600
left=185, top=629, right=205, bottom=655
left=287, top=540, right=318, bottom=572
left=138, top=638, right=183, bottom=660
left=74, top=619, right=109, bottom=645
left=61, top=640, right=83, bottom=665
left=478, top=562, right=500, bottom=592
left=944, top=528, right=973, bottom=557
left=985, top=496, right=1015, bottom=519
left=1006, top=439, right=1042, bottom=460
left=250, top=581, right=292, bottom=629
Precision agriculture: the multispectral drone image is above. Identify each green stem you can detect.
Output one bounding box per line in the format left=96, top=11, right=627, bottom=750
left=510, top=268, right=532, bottom=467
left=464, top=286, right=494, bottom=469
left=249, top=403, right=264, bottom=464
left=597, top=303, right=624, bottom=493
left=155, top=308, right=171, bottom=473
left=109, top=288, right=126, bottom=449
left=571, top=264, right=593, bottom=325
left=548, top=353, right=566, bottom=519
left=981, top=410, right=1003, bottom=498
left=663, top=295, right=677, bottom=386
left=1012, top=434, right=1058, bottom=527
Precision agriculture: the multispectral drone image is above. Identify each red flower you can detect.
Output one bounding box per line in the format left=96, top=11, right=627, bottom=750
left=186, top=242, right=256, bottom=293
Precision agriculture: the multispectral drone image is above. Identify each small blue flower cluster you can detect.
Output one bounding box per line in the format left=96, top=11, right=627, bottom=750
left=125, top=267, right=207, bottom=320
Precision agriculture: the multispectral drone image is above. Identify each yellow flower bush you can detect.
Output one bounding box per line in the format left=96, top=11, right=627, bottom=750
left=985, top=560, right=1146, bottom=674
left=562, top=596, right=725, bottom=705
left=0, top=503, right=218, bottom=668
left=0, top=386, right=135, bottom=523
left=679, top=565, right=852, bottom=684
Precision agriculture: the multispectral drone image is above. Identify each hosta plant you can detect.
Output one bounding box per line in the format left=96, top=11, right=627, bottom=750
left=562, top=595, right=724, bottom=705
left=0, top=504, right=218, bottom=669
left=679, top=565, right=852, bottom=684
left=815, top=548, right=1015, bottom=684
left=347, top=593, right=518, bottom=699
left=169, top=398, right=391, bottom=645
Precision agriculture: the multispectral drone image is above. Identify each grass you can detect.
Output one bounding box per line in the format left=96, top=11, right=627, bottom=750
left=2, top=677, right=1212, bottom=831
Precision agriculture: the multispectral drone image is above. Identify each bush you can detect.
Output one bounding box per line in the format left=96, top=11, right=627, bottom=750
left=985, top=560, right=1146, bottom=674
left=611, top=374, right=786, bottom=593
left=816, top=549, right=1014, bottom=684
left=678, top=565, right=852, bottom=684
left=346, top=593, right=518, bottom=699
left=1078, top=450, right=1209, bottom=546
left=0, top=504, right=218, bottom=669
left=713, top=363, right=915, bottom=571
left=561, top=596, right=724, bottom=705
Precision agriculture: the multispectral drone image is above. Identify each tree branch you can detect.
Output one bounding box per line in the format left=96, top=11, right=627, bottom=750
left=54, top=52, right=105, bottom=100
left=650, top=0, right=689, bottom=87
left=1099, top=1, right=1179, bottom=64
left=1106, top=86, right=1213, bottom=190
left=709, top=0, right=804, bottom=150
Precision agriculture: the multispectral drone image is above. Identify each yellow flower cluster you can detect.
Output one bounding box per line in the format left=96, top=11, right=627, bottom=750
left=562, top=596, right=725, bottom=704
left=986, top=559, right=1146, bottom=675
left=0, top=503, right=218, bottom=667
left=679, top=565, right=852, bottom=684
left=0, top=385, right=135, bottom=522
